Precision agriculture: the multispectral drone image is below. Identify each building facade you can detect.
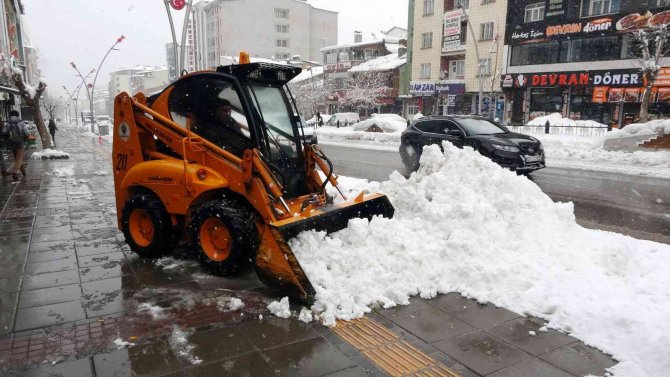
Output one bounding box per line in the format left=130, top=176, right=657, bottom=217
left=199, top=0, right=337, bottom=68
left=502, top=0, right=670, bottom=127
left=107, top=66, right=169, bottom=113
left=320, top=31, right=406, bottom=114
left=406, top=0, right=508, bottom=118
left=192, top=1, right=211, bottom=70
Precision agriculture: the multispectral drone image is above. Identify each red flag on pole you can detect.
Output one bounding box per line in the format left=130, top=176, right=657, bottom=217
left=170, top=0, right=186, bottom=10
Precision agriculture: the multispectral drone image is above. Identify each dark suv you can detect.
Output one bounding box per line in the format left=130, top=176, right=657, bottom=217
left=400, top=116, right=545, bottom=174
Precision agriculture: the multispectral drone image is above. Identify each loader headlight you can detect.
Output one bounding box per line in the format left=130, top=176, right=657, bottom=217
left=196, top=169, right=207, bottom=180
left=491, top=144, right=519, bottom=153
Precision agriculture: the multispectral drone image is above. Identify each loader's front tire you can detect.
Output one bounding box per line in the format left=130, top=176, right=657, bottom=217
left=190, top=200, right=259, bottom=277
left=121, top=193, right=173, bottom=258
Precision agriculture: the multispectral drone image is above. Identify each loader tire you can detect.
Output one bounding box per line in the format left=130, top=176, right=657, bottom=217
left=400, top=143, right=421, bottom=172
left=121, top=193, right=172, bottom=258
left=190, top=200, right=259, bottom=277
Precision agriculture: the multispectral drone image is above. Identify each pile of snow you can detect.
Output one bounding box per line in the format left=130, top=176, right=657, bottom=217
left=412, top=112, right=424, bottom=120
left=290, top=66, right=324, bottom=84
left=31, top=149, right=70, bottom=160
left=169, top=327, right=202, bottom=365
left=348, top=53, right=406, bottom=73
left=352, top=114, right=407, bottom=133
left=603, top=119, right=670, bottom=141
left=218, top=297, right=245, bottom=312
left=137, top=303, right=166, bottom=320
left=316, top=127, right=401, bottom=148
left=528, top=113, right=607, bottom=128
left=290, top=143, right=670, bottom=377
left=267, top=297, right=292, bottom=319
left=113, top=338, right=135, bottom=350
left=50, top=166, right=75, bottom=177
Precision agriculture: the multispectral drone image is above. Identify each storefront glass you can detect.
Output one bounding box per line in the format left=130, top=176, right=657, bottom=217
left=529, top=87, right=563, bottom=117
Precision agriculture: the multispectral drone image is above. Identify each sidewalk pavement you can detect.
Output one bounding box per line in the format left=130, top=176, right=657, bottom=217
left=0, top=126, right=617, bottom=376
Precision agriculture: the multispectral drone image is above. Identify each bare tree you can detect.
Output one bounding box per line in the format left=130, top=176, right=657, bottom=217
left=632, top=25, right=670, bottom=122
left=0, top=55, right=52, bottom=149
left=344, top=71, right=391, bottom=113
left=42, top=93, right=60, bottom=121
left=289, top=77, right=329, bottom=118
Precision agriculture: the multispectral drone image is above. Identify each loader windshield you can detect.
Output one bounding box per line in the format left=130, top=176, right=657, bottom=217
left=248, top=83, right=301, bottom=161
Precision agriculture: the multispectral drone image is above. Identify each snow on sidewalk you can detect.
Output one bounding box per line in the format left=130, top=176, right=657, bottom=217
left=291, top=143, right=670, bottom=377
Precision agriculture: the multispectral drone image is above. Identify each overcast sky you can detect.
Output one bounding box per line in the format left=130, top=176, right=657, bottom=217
left=23, top=0, right=408, bottom=99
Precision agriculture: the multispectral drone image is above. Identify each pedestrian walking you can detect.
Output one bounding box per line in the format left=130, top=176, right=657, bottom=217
left=316, top=112, right=323, bottom=127
left=1, top=110, right=29, bottom=182
left=48, top=118, right=58, bottom=147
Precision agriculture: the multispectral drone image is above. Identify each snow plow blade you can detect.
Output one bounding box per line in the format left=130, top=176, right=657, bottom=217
left=254, top=193, right=395, bottom=303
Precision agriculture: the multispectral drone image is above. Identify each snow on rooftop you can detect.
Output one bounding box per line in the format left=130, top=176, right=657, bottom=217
left=321, top=35, right=402, bottom=52
left=290, top=66, right=324, bottom=83
left=348, top=54, right=406, bottom=73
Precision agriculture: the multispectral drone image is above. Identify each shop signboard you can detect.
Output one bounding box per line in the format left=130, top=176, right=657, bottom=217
left=592, top=87, right=609, bottom=103
left=656, top=87, right=670, bottom=102
left=324, top=61, right=352, bottom=73
left=410, top=82, right=435, bottom=96
left=608, top=88, right=624, bottom=103
left=447, top=95, right=456, bottom=107
left=442, top=10, right=463, bottom=53
left=501, top=69, right=642, bottom=88
left=624, top=88, right=640, bottom=103
left=435, top=82, right=465, bottom=95
left=653, top=68, right=670, bottom=86
left=504, top=1, right=670, bottom=45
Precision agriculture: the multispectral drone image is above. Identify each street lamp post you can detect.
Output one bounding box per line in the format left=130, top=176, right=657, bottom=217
left=457, top=4, right=483, bottom=116
left=70, top=36, right=124, bottom=133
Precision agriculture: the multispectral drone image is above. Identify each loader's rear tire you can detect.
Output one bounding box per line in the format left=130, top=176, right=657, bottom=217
left=122, top=193, right=173, bottom=258
left=190, top=200, right=259, bottom=277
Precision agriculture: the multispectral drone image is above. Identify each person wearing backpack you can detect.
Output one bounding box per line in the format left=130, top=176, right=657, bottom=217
left=1, top=110, right=29, bottom=181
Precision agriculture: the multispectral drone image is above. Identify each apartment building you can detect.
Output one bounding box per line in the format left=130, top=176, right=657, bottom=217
left=200, top=0, right=337, bottom=68
left=406, top=0, right=507, bottom=118
left=502, top=0, right=670, bottom=127
left=107, top=66, right=169, bottom=113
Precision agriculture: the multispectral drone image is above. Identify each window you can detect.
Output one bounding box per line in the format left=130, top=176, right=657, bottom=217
left=571, top=36, right=621, bottom=62
left=276, top=24, right=289, bottom=33
left=420, top=63, right=431, bottom=79
left=365, top=48, right=379, bottom=60
left=580, top=0, right=620, bottom=17
left=422, top=32, right=433, bottom=49
left=275, top=8, right=289, bottom=18
left=525, top=3, right=545, bottom=22
left=439, top=121, right=463, bottom=134
left=460, top=23, right=467, bottom=44
left=480, top=22, right=494, bottom=40
left=353, top=50, right=364, bottom=61
left=276, top=39, right=288, bottom=47
left=415, top=120, right=439, bottom=133
left=423, top=0, right=435, bottom=15
left=325, top=53, right=337, bottom=64
left=458, top=0, right=470, bottom=9
left=481, top=0, right=495, bottom=4
left=656, top=0, right=670, bottom=6
left=478, top=58, right=491, bottom=75
left=276, top=53, right=290, bottom=59
left=449, top=59, right=465, bottom=78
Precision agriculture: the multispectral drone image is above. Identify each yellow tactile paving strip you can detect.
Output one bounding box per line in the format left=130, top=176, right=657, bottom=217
left=333, top=317, right=461, bottom=377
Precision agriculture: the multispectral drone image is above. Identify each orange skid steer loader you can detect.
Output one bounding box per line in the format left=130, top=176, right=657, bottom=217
left=112, top=60, right=394, bottom=303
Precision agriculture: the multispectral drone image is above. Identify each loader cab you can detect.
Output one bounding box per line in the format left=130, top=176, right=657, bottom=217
left=152, top=64, right=309, bottom=198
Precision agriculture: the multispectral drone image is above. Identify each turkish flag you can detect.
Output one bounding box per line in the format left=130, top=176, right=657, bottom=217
left=170, top=0, right=186, bottom=10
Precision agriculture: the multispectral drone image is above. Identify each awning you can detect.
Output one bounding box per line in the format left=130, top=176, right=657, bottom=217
left=0, top=85, right=20, bottom=95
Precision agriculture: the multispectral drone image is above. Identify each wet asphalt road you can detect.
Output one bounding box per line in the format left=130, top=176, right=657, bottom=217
left=319, top=142, right=670, bottom=244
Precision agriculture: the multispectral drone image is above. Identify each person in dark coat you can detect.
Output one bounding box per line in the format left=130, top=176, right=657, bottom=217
left=1, top=110, right=29, bottom=181
left=48, top=119, right=58, bottom=147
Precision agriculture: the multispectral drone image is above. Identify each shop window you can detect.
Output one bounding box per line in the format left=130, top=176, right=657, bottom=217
left=524, top=2, right=545, bottom=23
left=480, top=22, right=494, bottom=41
left=365, top=49, right=379, bottom=60
left=325, top=52, right=337, bottom=64
left=460, top=23, right=467, bottom=44
left=407, top=101, right=419, bottom=116
left=422, top=32, right=433, bottom=49
left=420, top=63, right=432, bottom=79
left=571, top=36, right=620, bottom=62
left=530, top=87, right=564, bottom=116
left=580, top=0, right=620, bottom=17
left=353, top=50, right=364, bottom=61
left=339, top=51, right=350, bottom=62
left=450, top=59, right=465, bottom=78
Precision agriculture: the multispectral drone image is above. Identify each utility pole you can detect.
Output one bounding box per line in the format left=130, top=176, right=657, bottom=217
left=179, top=0, right=195, bottom=75
left=458, top=4, right=483, bottom=116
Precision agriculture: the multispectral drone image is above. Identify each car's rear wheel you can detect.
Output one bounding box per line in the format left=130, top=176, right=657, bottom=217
left=400, top=143, right=421, bottom=172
